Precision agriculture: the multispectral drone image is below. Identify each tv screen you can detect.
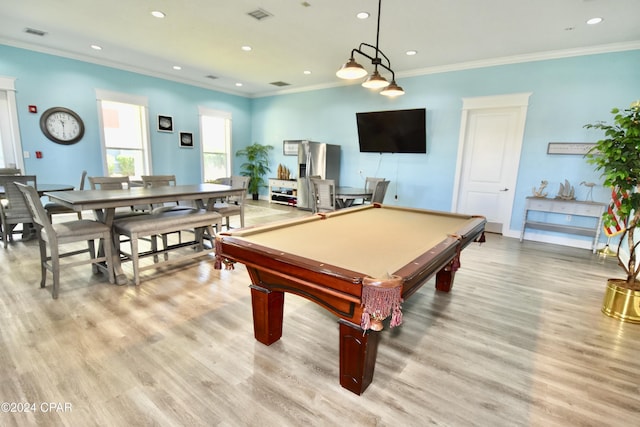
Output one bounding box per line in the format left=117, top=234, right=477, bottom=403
left=356, top=108, right=426, bottom=153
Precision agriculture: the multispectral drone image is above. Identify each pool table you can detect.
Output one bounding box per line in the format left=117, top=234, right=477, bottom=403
left=215, top=204, right=486, bottom=395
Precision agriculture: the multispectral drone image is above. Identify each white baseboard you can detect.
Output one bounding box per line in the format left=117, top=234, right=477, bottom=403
left=503, top=229, right=601, bottom=251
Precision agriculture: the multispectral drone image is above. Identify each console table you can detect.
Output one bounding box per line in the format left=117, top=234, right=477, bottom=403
left=520, top=197, right=606, bottom=253
left=269, top=179, right=297, bottom=206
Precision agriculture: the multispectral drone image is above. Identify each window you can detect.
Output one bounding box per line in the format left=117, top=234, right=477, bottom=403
left=96, top=90, right=150, bottom=178
left=0, top=77, right=24, bottom=170
left=199, top=107, right=231, bottom=182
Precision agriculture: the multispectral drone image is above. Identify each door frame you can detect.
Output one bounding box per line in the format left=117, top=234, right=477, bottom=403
left=451, top=92, right=531, bottom=236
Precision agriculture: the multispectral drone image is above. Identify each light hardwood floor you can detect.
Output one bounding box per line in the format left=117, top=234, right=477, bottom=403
left=1, top=201, right=639, bottom=427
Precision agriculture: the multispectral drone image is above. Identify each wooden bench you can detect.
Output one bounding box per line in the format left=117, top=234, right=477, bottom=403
left=113, top=209, right=222, bottom=285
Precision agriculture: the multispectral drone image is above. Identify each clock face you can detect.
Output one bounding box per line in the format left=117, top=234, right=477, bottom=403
left=39, top=107, right=85, bottom=145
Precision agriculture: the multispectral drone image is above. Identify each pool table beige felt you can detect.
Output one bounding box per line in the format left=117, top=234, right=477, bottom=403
left=215, top=204, right=486, bottom=395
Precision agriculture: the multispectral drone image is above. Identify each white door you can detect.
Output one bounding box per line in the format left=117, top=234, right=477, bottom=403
left=452, top=93, right=531, bottom=234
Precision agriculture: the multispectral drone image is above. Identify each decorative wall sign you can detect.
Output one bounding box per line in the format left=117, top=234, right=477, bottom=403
left=283, top=140, right=300, bottom=156
left=157, top=115, right=174, bottom=132
left=547, top=142, right=596, bottom=155
left=179, top=132, right=193, bottom=148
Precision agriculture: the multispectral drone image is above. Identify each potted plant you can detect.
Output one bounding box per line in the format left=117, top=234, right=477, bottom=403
left=585, top=100, right=640, bottom=323
left=236, top=142, right=274, bottom=200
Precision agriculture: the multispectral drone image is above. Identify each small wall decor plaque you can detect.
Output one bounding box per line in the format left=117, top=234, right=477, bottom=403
left=283, top=140, right=300, bottom=156
left=547, top=143, right=596, bottom=155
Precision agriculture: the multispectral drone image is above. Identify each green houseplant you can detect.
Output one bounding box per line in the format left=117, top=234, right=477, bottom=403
left=585, top=100, right=640, bottom=322
left=236, top=142, right=274, bottom=200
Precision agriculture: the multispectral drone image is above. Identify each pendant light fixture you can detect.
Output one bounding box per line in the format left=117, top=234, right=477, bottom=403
left=336, top=0, right=404, bottom=97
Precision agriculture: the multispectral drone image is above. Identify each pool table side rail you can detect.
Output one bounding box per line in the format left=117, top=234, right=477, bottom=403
left=218, top=212, right=324, bottom=237
left=397, top=216, right=486, bottom=299
left=217, top=235, right=364, bottom=291
left=216, top=217, right=485, bottom=320
left=218, top=236, right=366, bottom=321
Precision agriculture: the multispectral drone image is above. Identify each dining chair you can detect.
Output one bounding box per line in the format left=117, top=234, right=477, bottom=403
left=364, top=177, right=385, bottom=203
left=304, top=175, right=321, bottom=210
left=88, top=175, right=132, bottom=190
left=310, top=178, right=336, bottom=213
left=0, top=167, right=22, bottom=175
left=229, top=175, right=250, bottom=204
left=211, top=177, right=231, bottom=185
left=0, top=168, right=22, bottom=210
left=370, top=180, right=390, bottom=204
left=0, top=175, right=37, bottom=248
left=15, top=182, right=115, bottom=299
left=212, top=175, right=249, bottom=230
left=88, top=175, right=145, bottom=219
left=140, top=174, right=193, bottom=211
left=44, top=170, right=87, bottom=221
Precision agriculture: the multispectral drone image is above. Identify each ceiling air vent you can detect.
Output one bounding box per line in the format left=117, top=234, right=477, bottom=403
left=205, top=75, right=219, bottom=80
left=270, top=81, right=291, bottom=87
left=247, top=8, right=272, bottom=21
left=25, top=27, right=47, bottom=37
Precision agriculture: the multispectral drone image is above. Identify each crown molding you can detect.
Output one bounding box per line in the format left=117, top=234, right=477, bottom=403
left=3, top=38, right=639, bottom=99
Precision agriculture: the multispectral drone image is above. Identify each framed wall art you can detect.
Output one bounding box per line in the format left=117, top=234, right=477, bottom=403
left=157, top=115, right=174, bottom=132
left=547, top=142, right=596, bottom=155
left=283, top=140, right=300, bottom=156
left=179, top=132, right=193, bottom=148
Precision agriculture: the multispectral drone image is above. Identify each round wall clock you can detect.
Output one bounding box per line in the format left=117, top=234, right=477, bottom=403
left=39, top=107, right=85, bottom=145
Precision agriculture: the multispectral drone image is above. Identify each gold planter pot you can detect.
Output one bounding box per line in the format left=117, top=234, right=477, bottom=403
left=602, top=279, right=640, bottom=323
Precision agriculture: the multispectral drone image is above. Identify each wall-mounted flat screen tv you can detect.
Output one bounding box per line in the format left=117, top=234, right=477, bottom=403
left=356, top=108, right=426, bottom=153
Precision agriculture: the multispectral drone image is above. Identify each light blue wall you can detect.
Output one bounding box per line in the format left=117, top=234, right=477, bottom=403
left=252, top=50, right=640, bottom=243
left=2, top=43, right=640, bottom=246
left=0, top=44, right=251, bottom=185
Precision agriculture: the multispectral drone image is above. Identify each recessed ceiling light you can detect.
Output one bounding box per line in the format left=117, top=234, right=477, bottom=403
left=235, top=83, right=243, bottom=87
left=406, top=50, right=417, bottom=56
left=356, top=12, right=369, bottom=19
left=303, top=70, right=311, bottom=75
left=586, top=17, right=603, bottom=25
left=241, top=45, right=252, bottom=52
left=90, top=44, right=102, bottom=50
left=151, top=11, right=165, bottom=19
left=173, top=65, right=182, bottom=70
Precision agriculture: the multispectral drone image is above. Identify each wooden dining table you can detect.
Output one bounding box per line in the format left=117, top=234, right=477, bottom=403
left=335, top=186, right=372, bottom=208
left=0, top=183, right=74, bottom=197
left=45, top=183, right=246, bottom=285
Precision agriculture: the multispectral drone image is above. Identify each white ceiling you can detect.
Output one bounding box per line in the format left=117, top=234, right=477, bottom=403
left=1, top=0, right=639, bottom=98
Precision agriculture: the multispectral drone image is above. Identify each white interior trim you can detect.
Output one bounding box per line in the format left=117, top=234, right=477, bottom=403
left=198, top=106, right=231, bottom=119
left=0, top=76, right=17, bottom=90
left=452, top=92, right=532, bottom=233
left=95, top=89, right=148, bottom=107
left=0, top=76, right=24, bottom=171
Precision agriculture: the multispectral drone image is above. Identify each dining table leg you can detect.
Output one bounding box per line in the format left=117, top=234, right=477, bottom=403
left=336, top=198, right=353, bottom=209
left=93, top=207, right=128, bottom=285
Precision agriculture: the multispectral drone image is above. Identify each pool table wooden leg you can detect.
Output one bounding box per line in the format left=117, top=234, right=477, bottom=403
left=250, top=284, right=284, bottom=345
left=338, top=320, right=380, bottom=395
left=435, top=257, right=458, bottom=292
